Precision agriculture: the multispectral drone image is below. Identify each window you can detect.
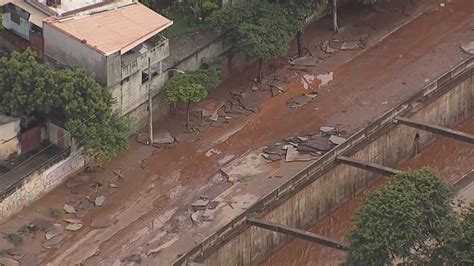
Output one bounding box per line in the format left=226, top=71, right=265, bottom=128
left=11, top=12, right=21, bottom=25
left=30, top=24, right=42, bottom=36
left=141, top=71, right=149, bottom=84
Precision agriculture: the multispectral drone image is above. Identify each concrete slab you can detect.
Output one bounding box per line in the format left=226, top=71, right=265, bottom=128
left=191, top=99, right=225, bottom=118
left=221, top=149, right=279, bottom=183
left=460, top=41, right=474, bottom=55
left=153, top=131, right=175, bottom=145
left=285, top=146, right=318, bottom=162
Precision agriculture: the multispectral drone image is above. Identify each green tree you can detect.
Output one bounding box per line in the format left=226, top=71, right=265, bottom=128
left=163, top=82, right=208, bottom=126
left=163, top=63, right=220, bottom=126
left=344, top=168, right=458, bottom=265
left=208, top=0, right=295, bottom=81
left=139, top=0, right=155, bottom=9
left=57, top=67, right=129, bottom=162
left=68, top=114, right=130, bottom=163
left=0, top=49, right=59, bottom=125
left=0, top=50, right=129, bottom=163
left=280, top=0, right=327, bottom=56
left=432, top=203, right=474, bottom=264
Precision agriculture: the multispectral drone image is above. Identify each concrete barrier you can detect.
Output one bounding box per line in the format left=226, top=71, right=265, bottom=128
left=0, top=150, right=85, bottom=222
left=174, top=57, right=474, bottom=265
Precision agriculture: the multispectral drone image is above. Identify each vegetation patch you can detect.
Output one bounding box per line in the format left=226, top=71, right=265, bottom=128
left=7, top=233, right=23, bottom=246
left=49, top=208, right=64, bottom=220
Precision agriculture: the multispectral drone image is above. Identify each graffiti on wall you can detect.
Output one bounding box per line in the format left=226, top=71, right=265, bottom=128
left=0, top=152, right=84, bottom=221
left=43, top=153, right=82, bottom=188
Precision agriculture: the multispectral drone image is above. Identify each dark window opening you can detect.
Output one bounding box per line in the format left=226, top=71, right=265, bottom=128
left=414, top=133, right=420, bottom=142
left=11, top=12, right=21, bottom=25
left=142, top=71, right=149, bottom=84
left=30, top=24, right=42, bottom=36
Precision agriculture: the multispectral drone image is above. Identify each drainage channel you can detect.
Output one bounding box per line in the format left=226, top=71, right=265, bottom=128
left=262, top=116, right=474, bottom=266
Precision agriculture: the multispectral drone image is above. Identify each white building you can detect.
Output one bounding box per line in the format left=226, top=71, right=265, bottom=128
left=1, top=0, right=173, bottom=116
left=0, top=115, right=20, bottom=160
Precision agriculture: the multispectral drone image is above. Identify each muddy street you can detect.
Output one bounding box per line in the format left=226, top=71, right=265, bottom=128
left=0, top=0, right=473, bottom=265
left=262, top=117, right=474, bottom=266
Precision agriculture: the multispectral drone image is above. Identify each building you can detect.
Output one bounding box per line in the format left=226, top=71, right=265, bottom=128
left=0, top=0, right=48, bottom=55
left=0, top=115, right=20, bottom=160
left=0, top=0, right=173, bottom=116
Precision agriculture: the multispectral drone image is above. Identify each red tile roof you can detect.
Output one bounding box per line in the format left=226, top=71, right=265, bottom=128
left=44, top=2, right=172, bottom=55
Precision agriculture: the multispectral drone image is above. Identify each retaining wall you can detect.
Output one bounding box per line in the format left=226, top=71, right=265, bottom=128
left=175, top=57, right=474, bottom=265
left=0, top=151, right=85, bottom=222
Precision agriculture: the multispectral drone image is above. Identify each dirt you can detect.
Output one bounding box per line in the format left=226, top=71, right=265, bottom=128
left=262, top=117, right=474, bottom=266
left=0, top=0, right=472, bottom=265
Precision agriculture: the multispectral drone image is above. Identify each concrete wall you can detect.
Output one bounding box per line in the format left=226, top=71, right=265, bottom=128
left=0, top=117, right=20, bottom=160
left=175, top=57, right=474, bottom=265
left=112, top=66, right=168, bottom=118
left=1, top=13, right=29, bottom=41
left=43, top=23, right=108, bottom=85
left=170, top=32, right=233, bottom=75
left=107, top=51, right=122, bottom=87
left=47, top=122, right=71, bottom=149
left=0, top=151, right=85, bottom=222
left=124, top=85, right=171, bottom=131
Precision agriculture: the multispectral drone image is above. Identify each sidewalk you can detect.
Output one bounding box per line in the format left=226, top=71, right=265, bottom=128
left=0, top=0, right=472, bottom=265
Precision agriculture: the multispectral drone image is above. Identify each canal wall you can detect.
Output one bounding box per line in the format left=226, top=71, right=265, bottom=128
left=174, top=57, right=474, bottom=265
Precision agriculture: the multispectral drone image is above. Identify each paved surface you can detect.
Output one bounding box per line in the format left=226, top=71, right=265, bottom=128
left=0, top=0, right=472, bottom=265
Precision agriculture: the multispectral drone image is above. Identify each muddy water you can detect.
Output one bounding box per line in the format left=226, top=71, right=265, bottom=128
left=262, top=117, right=474, bottom=266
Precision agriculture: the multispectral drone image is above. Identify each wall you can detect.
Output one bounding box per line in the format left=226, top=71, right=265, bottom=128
left=0, top=151, right=85, bottom=222
left=1, top=13, right=29, bottom=41
left=43, top=23, right=108, bottom=85
left=169, top=31, right=233, bottom=75
left=175, top=57, right=474, bottom=265
left=0, top=118, right=20, bottom=160
left=112, top=65, right=168, bottom=117
left=47, top=122, right=71, bottom=149
left=124, top=86, right=171, bottom=131
left=106, top=51, right=122, bottom=88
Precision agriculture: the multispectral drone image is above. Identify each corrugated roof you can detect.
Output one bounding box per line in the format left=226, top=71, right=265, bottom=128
left=0, top=0, right=49, bottom=27
left=44, top=2, right=172, bottom=55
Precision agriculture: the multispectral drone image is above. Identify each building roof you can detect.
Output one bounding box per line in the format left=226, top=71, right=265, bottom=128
left=36, top=0, right=110, bottom=16
left=0, top=0, right=49, bottom=27
left=44, top=2, right=172, bottom=56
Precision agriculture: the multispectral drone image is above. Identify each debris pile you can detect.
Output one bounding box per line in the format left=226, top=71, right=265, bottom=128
left=261, top=126, right=348, bottom=163
left=189, top=196, right=218, bottom=226
left=287, top=92, right=318, bottom=108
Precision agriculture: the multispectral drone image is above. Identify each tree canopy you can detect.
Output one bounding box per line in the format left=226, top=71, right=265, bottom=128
left=0, top=49, right=129, bottom=163
left=208, top=0, right=327, bottom=79
left=344, top=168, right=473, bottom=265
left=162, top=66, right=220, bottom=126
left=434, top=203, right=474, bottom=264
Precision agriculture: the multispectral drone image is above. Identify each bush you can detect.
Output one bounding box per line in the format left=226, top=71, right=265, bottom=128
left=8, top=233, right=23, bottom=246
left=49, top=208, right=64, bottom=220
left=202, top=1, right=219, bottom=19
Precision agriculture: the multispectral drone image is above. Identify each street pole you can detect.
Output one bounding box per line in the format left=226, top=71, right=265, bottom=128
left=332, top=0, right=339, bottom=33
left=148, top=58, right=153, bottom=145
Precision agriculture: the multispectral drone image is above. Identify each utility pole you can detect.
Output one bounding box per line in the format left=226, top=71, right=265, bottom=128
left=332, top=0, right=339, bottom=33
left=148, top=57, right=153, bottom=146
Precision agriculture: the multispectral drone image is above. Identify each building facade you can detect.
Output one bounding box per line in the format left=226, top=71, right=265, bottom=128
left=0, top=0, right=172, bottom=116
